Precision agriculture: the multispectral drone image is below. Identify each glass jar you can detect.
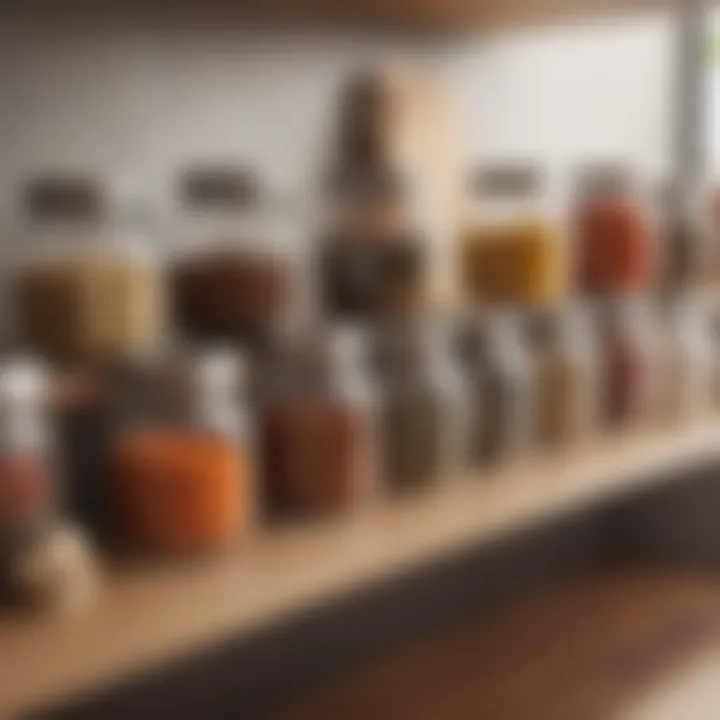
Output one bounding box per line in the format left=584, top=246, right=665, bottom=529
left=168, top=166, right=294, bottom=346
left=656, top=298, right=715, bottom=423
left=573, top=165, right=656, bottom=297
left=258, top=326, right=378, bottom=516
left=317, top=170, right=429, bottom=321
left=596, top=298, right=662, bottom=429
left=658, top=181, right=709, bottom=292
left=459, top=163, right=565, bottom=306
left=459, top=311, right=534, bottom=466
left=111, top=348, right=252, bottom=555
left=0, top=357, right=56, bottom=598
left=374, top=319, right=468, bottom=491
left=525, top=305, right=598, bottom=448
left=13, top=176, right=164, bottom=367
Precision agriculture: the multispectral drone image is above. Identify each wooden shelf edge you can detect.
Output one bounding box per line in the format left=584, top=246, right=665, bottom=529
left=1, top=420, right=719, bottom=716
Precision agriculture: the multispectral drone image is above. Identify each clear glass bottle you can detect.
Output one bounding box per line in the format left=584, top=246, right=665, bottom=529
left=374, top=319, right=468, bottom=491
left=13, top=176, right=164, bottom=367
left=525, top=305, right=599, bottom=448
left=460, top=163, right=565, bottom=306
left=460, top=312, right=534, bottom=466
left=168, top=165, right=295, bottom=346
left=111, top=348, right=252, bottom=555
left=317, top=170, right=429, bottom=321
left=0, top=357, right=56, bottom=598
left=259, top=326, right=378, bottom=516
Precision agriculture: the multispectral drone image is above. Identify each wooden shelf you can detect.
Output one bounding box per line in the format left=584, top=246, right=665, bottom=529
left=1, top=420, right=720, bottom=716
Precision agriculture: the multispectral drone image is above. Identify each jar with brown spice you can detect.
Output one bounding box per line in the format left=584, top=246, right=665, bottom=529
left=169, top=166, right=294, bottom=346
left=525, top=305, right=599, bottom=448
left=259, top=327, right=378, bottom=516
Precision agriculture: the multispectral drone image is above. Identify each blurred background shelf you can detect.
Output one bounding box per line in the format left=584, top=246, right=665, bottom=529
left=2, top=420, right=720, bottom=717
left=1, top=0, right=682, bottom=32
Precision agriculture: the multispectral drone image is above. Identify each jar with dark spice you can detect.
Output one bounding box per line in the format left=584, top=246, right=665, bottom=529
left=374, top=320, right=468, bottom=491
left=169, top=166, right=294, bottom=346
left=111, top=349, right=252, bottom=555
left=259, top=327, right=378, bottom=516
left=459, top=312, right=534, bottom=466
left=13, top=176, right=164, bottom=366
left=574, top=165, right=656, bottom=297
left=525, top=305, right=598, bottom=448
left=596, top=298, right=662, bottom=429
left=318, top=171, right=428, bottom=321
left=459, top=163, right=565, bottom=306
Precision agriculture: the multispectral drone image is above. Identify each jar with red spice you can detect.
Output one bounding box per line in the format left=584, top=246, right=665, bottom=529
left=169, top=165, right=295, bottom=347
left=259, top=326, right=378, bottom=516
left=595, top=298, right=663, bottom=429
left=111, top=348, right=253, bottom=555
left=574, top=165, right=656, bottom=296
left=0, top=358, right=56, bottom=596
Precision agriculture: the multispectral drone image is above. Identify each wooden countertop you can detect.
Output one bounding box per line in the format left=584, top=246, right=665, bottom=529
left=2, top=420, right=720, bottom=717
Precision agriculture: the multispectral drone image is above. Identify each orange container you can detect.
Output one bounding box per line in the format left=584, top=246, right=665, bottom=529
left=113, top=430, right=247, bottom=554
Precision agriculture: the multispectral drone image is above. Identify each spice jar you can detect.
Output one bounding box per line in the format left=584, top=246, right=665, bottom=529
left=525, top=305, right=598, bottom=448
left=112, top=349, right=251, bottom=555
left=656, top=298, right=715, bottom=423
left=318, top=170, right=428, bottom=321
left=596, top=298, right=663, bottom=429
left=574, top=165, right=656, bottom=296
left=658, top=182, right=709, bottom=292
left=13, top=176, right=164, bottom=366
left=169, top=166, right=294, bottom=346
left=0, top=358, right=55, bottom=596
left=459, top=312, right=534, bottom=466
left=374, top=320, right=468, bottom=491
left=259, top=326, right=378, bottom=516
left=459, top=164, right=565, bottom=306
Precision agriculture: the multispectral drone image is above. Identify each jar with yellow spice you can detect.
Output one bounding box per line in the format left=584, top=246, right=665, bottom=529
left=459, top=164, right=565, bottom=307
left=111, top=348, right=252, bottom=555
left=13, top=176, right=164, bottom=367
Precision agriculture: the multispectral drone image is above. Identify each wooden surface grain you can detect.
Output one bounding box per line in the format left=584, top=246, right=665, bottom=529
left=274, top=565, right=720, bottom=720
left=1, top=420, right=720, bottom=717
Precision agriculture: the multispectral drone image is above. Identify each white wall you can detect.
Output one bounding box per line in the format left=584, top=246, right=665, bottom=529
left=442, top=13, right=675, bottom=205
left=0, top=12, right=674, bottom=223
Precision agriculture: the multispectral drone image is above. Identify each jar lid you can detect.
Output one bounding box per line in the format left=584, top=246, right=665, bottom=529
left=574, top=162, right=636, bottom=198
left=22, top=175, right=107, bottom=225
left=471, top=163, right=542, bottom=199
left=179, top=165, right=262, bottom=211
